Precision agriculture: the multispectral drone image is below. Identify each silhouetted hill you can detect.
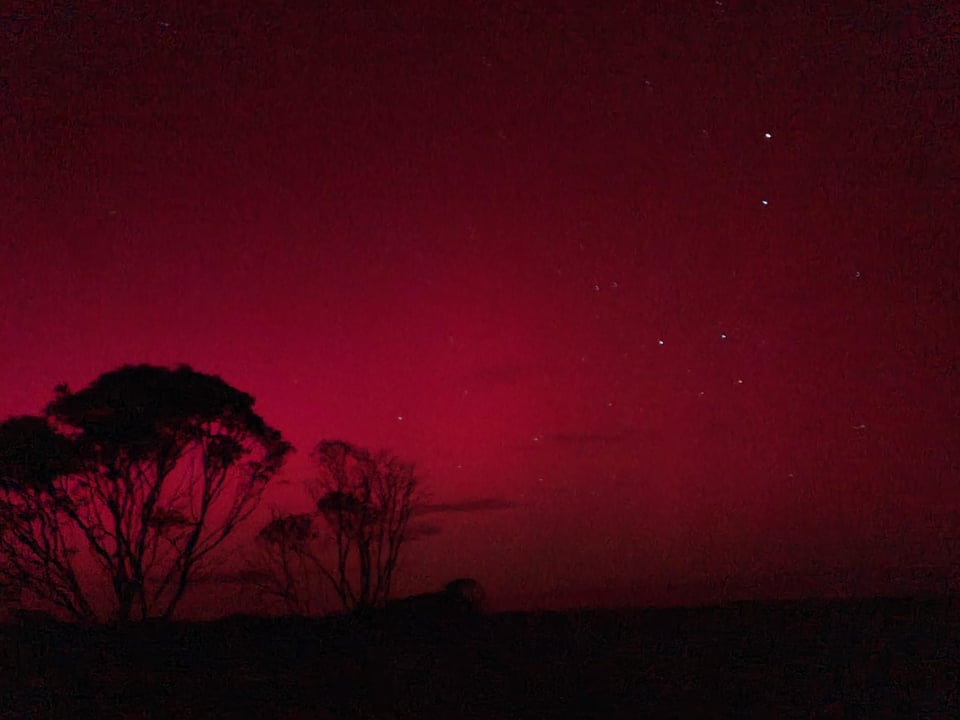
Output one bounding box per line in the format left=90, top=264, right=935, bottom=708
left=0, top=594, right=956, bottom=718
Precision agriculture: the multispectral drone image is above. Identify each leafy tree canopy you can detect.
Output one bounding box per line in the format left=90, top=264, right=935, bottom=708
left=45, top=364, right=280, bottom=465
left=0, top=415, right=77, bottom=494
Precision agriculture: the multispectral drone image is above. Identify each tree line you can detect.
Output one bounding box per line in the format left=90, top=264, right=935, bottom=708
left=0, top=364, right=432, bottom=624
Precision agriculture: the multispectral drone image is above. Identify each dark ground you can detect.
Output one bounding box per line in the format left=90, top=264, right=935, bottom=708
left=0, top=595, right=957, bottom=719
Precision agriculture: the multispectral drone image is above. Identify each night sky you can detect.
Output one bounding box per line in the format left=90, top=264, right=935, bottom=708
left=1, top=1, right=958, bottom=615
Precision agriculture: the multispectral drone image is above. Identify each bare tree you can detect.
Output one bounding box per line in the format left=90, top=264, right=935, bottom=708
left=250, top=511, right=334, bottom=614
left=311, top=440, right=423, bottom=613
left=0, top=364, right=292, bottom=623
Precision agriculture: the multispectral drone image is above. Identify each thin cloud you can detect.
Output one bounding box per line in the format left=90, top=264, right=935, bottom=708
left=417, top=497, right=518, bottom=515
left=407, top=521, right=444, bottom=539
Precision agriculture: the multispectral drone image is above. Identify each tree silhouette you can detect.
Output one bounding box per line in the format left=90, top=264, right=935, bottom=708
left=0, top=415, right=93, bottom=621
left=250, top=510, right=333, bottom=614
left=0, top=364, right=292, bottom=622
left=310, top=440, right=423, bottom=613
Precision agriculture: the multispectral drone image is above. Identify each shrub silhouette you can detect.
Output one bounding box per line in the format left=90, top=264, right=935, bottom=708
left=444, top=577, right=486, bottom=613
left=383, top=577, right=486, bottom=637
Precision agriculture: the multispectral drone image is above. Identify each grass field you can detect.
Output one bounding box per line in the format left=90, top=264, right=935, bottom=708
left=1, top=595, right=957, bottom=719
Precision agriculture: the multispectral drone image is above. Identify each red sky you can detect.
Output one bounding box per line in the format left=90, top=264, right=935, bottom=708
left=1, top=1, right=958, bottom=615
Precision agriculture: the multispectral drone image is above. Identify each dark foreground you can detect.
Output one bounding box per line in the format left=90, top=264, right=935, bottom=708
left=1, top=595, right=957, bottom=719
